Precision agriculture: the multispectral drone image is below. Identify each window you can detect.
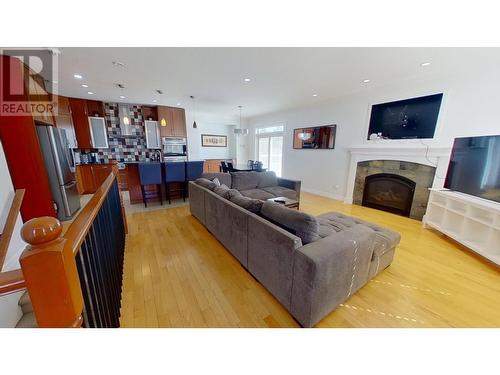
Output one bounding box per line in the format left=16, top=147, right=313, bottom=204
left=256, top=125, right=284, bottom=177
left=256, top=125, right=284, bottom=134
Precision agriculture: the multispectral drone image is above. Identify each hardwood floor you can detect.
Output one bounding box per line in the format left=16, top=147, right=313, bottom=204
left=119, top=192, right=500, bottom=328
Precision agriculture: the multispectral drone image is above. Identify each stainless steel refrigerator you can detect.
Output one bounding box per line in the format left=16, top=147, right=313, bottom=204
left=36, top=125, right=81, bottom=221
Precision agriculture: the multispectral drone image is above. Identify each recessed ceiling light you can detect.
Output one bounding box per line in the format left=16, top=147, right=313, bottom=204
left=312, top=93, right=318, bottom=97
left=74, top=74, right=83, bottom=79
left=421, top=62, right=431, bottom=67
left=153, top=99, right=157, bottom=103
left=363, top=79, right=371, bottom=83
left=81, top=84, right=89, bottom=88
left=112, top=61, right=126, bottom=68
left=176, top=103, right=181, bottom=106
left=120, top=95, right=126, bottom=99
left=87, top=91, right=94, bottom=95
left=243, top=78, right=251, bottom=82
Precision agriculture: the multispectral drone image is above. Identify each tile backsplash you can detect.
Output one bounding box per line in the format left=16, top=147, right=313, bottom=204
left=75, top=103, right=157, bottom=163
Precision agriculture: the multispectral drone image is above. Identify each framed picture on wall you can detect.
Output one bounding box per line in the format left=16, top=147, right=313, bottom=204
left=201, top=134, right=227, bottom=147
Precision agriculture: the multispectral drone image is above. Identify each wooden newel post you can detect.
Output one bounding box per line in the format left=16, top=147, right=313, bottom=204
left=19, top=216, right=84, bottom=328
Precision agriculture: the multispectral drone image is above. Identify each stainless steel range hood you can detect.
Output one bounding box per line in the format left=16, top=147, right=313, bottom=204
left=118, top=103, right=133, bottom=136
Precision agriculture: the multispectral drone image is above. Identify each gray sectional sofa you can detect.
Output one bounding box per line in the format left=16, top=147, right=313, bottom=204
left=189, top=172, right=400, bottom=327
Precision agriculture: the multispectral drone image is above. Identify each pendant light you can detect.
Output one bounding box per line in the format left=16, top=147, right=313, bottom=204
left=191, top=95, right=197, bottom=129
left=234, top=105, right=249, bottom=135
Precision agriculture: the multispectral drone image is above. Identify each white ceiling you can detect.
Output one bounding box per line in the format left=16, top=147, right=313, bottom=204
left=48, top=47, right=500, bottom=120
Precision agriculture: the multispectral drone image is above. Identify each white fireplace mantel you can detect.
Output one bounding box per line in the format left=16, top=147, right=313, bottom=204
left=343, top=145, right=452, bottom=204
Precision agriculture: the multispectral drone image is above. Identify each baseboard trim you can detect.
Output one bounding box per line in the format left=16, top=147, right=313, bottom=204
left=301, top=188, right=345, bottom=202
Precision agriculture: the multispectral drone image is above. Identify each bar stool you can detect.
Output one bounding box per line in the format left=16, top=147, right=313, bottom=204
left=220, top=161, right=229, bottom=172
left=186, top=161, right=204, bottom=182
left=138, top=162, right=163, bottom=207
left=164, top=162, right=186, bottom=204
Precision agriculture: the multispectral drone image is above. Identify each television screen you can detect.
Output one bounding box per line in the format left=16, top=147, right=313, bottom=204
left=445, top=135, right=500, bottom=203
left=293, top=125, right=336, bottom=149
left=367, top=93, right=443, bottom=140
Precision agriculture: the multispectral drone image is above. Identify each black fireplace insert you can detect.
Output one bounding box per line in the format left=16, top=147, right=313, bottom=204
left=362, top=173, right=416, bottom=217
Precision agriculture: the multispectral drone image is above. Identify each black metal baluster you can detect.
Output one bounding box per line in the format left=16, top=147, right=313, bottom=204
left=75, top=248, right=96, bottom=328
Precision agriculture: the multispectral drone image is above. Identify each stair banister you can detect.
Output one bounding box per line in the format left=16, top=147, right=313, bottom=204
left=19, top=216, right=84, bottom=328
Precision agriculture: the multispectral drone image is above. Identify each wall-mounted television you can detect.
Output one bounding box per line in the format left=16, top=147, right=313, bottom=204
left=293, top=125, right=336, bottom=149
left=445, top=135, right=500, bottom=204
left=367, top=93, right=443, bottom=140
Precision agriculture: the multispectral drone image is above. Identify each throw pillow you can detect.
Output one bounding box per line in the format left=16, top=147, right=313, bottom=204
left=212, top=177, right=221, bottom=186
left=260, top=201, right=320, bottom=244
left=195, top=178, right=217, bottom=191
left=229, top=195, right=264, bottom=214
left=227, top=189, right=242, bottom=199
left=213, top=184, right=231, bottom=199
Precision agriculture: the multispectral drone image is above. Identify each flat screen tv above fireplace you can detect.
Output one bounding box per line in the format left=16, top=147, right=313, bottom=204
left=367, top=93, right=443, bottom=140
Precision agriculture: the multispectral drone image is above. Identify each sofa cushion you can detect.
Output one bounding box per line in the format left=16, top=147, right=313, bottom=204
left=213, top=184, right=231, bottom=199
left=316, top=212, right=400, bottom=256
left=195, top=178, right=217, bottom=191
left=231, top=171, right=260, bottom=190
left=258, top=171, right=278, bottom=188
left=201, top=172, right=231, bottom=187
left=227, top=188, right=242, bottom=199
left=260, top=201, right=320, bottom=244
left=240, top=188, right=275, bottom=200
left=229, top=195, right=264, bottom=214
left=212, top=177, right=221, bottom=186
left=260, top=186, right=298, bottom=200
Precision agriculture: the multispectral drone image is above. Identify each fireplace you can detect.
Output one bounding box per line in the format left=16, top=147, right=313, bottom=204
left=362, top=173, right=416, bottom=217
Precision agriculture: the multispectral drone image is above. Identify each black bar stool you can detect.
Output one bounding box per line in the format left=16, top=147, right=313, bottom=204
left=164, top=162, right=186, bottom=204
left=138, top=162, right=163, bottom=207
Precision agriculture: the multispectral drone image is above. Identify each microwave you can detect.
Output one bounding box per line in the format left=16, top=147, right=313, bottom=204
left=163, top=137, right=187, bottom=156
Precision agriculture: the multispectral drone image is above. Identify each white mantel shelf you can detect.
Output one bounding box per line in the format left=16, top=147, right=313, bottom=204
left=343, top=144, right=452, bottom=204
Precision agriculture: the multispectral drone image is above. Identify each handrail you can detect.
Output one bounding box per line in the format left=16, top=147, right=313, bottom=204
left=63, top=171, right=116, bottom=255
left=0, top=189, right=25, bottom=270
left=0, top=269, right=25, bottom=296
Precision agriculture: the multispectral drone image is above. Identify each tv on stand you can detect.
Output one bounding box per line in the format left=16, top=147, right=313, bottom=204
left=445, top=135, right=500, bottom=204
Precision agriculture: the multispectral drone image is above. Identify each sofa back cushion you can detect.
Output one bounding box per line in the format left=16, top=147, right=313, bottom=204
left=231, top=171, right=260, bottom=191
left=258, top=171, right=278, bottom=188
left=260, top=201, right=320, bottom=244
left=195, top=177, right=217, bottom=191
left=229, top=194, right=264, bottom=214
left=201, top=172, right=232, bottom=187
left=213, top=184, right=231, bottom=199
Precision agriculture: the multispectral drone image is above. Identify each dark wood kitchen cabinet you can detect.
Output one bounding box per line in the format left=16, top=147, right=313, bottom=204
left=54, top=95, right=77, bottom=148
left=68, top=98, right=106, bottom=149
left=68, top=98, right=92, bottom=149
left=157, top=106, right=186, bottom=137
left=27, top=70, right=56, bottom=126
left=142, top=106, right=158, bottom=121
left=75, top=163, right=115, bottom=194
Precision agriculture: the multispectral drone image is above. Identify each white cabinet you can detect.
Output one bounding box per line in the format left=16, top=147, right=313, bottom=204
left=145, top=120, right=161, bottom=149
left=88, top=117, right=109, bottom=149
left=423, top=189, right=500, bottom=265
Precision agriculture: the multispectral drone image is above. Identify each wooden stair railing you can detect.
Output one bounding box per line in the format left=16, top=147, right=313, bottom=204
left=19, top=171, right=126, bottom=328
left=0, top=189, right=26, bottom=297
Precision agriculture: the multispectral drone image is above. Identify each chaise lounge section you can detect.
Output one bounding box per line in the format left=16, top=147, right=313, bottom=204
left=188, top=172, right=400, bottom=327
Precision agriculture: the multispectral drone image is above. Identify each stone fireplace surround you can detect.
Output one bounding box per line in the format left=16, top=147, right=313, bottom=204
left=344, top=145, right=452, bottom=220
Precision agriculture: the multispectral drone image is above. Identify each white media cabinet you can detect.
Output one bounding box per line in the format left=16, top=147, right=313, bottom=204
left=423, top=189, right=500, bottom=266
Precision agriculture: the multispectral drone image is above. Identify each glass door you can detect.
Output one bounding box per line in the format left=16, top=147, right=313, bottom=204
left=257, top=134, right=283, bottom=176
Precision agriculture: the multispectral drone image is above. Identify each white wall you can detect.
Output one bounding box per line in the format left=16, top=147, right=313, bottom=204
left=0, top=141, right=26, bottom=327
left=185, top=110, right=237, bottom=161
left=244, top=70, right=500, bottom=200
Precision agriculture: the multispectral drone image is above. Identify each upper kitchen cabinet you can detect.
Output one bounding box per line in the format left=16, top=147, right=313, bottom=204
left=142, top=106, right=158, bottom=121
left=27, top=70, right=55, bottom=126
left=145, top=120, right=161, bottom=149
left=88, top=117, right=109, bottom=148
left=172, top=108, right=187, bottom=138
left=87, top=100, right=105, bottom=117
left=68, top=98, right=92, bottom=149
left=54, top=95, right=77, bottom=148
left=157, top=106, right=186, bottom=137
